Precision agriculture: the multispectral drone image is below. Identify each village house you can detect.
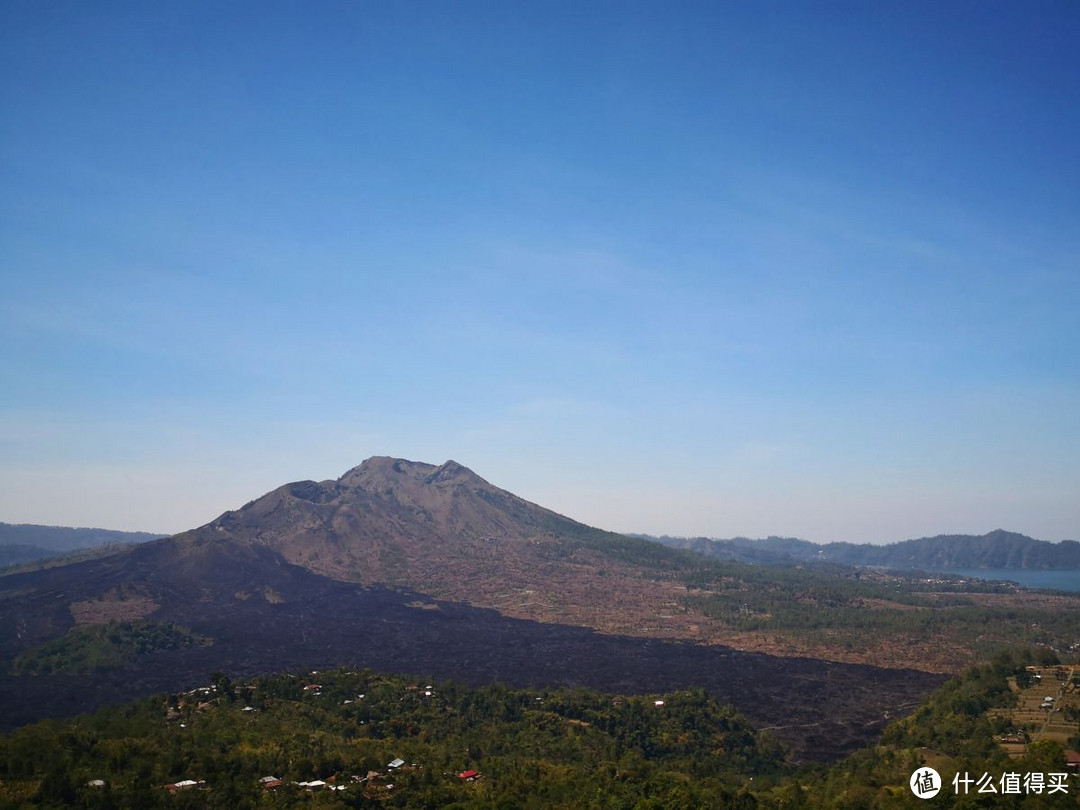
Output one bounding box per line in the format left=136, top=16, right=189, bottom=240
left=164, top=779, right=205, bottom=792
left=994, top=733, right=1026, bottom=744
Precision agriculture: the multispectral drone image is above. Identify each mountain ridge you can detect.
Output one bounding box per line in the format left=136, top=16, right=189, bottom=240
left=644, top=529, right=1080, bottom=570
left=0, top=522, right=165, bottom=568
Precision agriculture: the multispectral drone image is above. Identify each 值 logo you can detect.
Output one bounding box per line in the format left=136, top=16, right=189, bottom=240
left=910, top=767, right=941, bottom=798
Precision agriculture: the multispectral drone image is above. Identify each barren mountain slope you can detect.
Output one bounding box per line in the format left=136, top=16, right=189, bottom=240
left=167, top=457, right=709, bottom=637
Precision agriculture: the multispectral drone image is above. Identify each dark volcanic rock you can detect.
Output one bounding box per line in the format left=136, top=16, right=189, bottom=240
left=0, top=560, right=944, bottom=762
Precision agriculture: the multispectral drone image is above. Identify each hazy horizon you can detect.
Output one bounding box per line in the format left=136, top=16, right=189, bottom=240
left=3, top=3, right=1078, bottom=545
left=1, top=460, right=1074, bottom=548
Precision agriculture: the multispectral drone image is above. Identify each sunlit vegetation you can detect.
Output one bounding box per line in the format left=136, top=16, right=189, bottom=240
left=0, top=669, right=784, bottom=808
left=677, top=561, right=1080, bottom=666
left=2, top=651, right=1078, bottom=808
left=776, top=649, right=1080, bottom=808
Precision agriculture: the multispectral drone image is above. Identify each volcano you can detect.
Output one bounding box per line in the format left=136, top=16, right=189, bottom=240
left=0, top=458, right=946, bottom=761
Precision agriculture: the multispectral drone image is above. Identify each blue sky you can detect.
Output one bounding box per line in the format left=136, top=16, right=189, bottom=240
left=2, top=1, right=1078, bottom=543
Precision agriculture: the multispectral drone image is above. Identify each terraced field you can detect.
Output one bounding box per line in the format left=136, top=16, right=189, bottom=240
left=992, top=665, right=1079, bottom=758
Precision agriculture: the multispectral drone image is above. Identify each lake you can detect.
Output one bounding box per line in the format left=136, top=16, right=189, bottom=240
left=926, top=568, right=1080, bottom=593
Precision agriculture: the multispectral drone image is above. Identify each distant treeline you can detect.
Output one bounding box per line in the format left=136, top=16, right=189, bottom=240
left=642, top=529, right=1080, bottom=571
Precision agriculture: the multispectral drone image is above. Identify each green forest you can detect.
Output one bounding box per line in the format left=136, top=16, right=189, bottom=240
left=2, top=652, right=1078, bottom=809
left=0, top=670, right=783, bottom=809
left=12, top=621, right=210, bottom=676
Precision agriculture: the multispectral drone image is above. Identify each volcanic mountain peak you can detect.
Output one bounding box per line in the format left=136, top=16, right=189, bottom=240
left=116, top=457, right=709, bottom=644
left=179, top=457, right=611, bottom=589
left=338, top=456, right=491, bottom=492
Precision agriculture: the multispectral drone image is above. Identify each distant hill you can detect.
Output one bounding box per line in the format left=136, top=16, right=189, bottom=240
left=0, top=523, right=164, bottom=567
left=643, top=529, right=1080, bottom=570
